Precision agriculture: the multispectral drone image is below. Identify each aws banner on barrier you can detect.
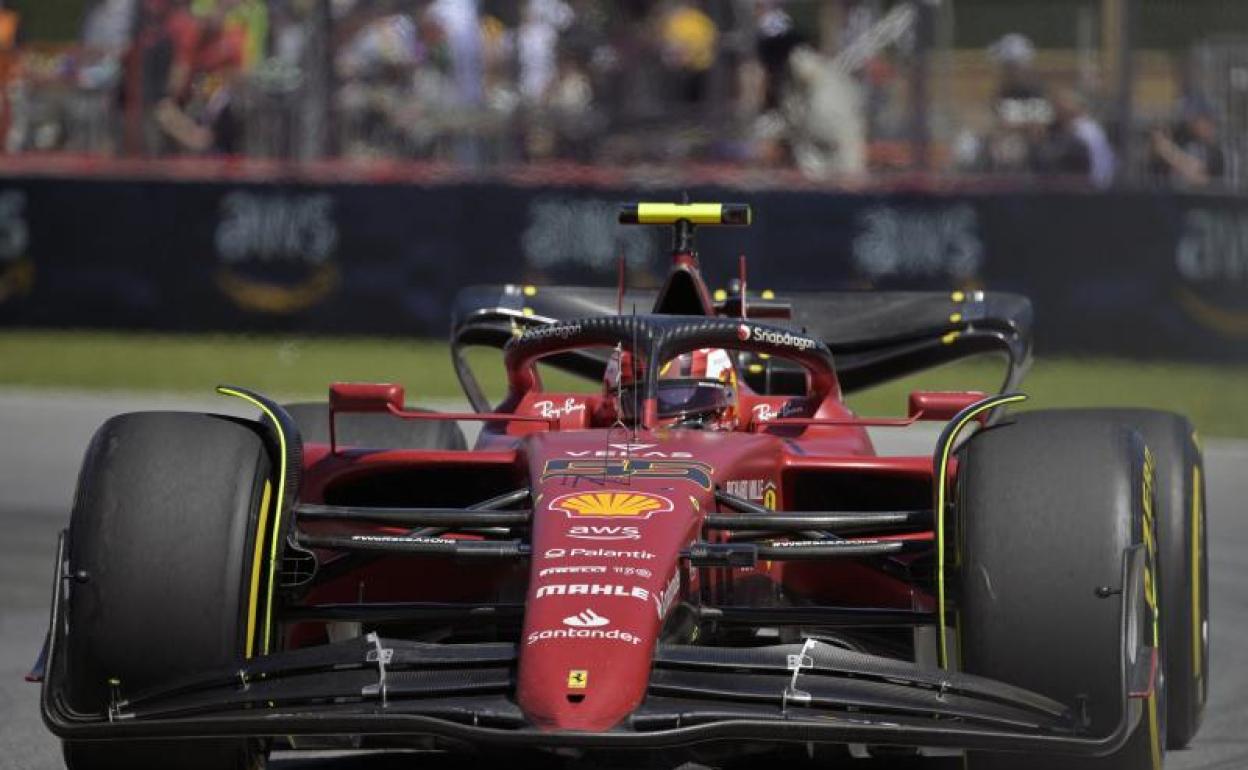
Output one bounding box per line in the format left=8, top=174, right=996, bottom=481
left=0, top=176, right=1244, bottom=361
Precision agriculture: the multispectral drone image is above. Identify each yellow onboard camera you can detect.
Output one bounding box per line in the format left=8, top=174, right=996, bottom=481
left=618, top=203, right=752, bottom=227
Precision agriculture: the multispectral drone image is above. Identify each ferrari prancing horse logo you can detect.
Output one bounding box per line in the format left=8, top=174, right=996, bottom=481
left=567, top=669, right=588, bottom=689
left=549, top=491, right=673, bottom=519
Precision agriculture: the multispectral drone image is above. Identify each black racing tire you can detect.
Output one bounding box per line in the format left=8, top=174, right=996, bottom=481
left=957, top=411, right=1164, bottom=770
left=282, top=402, right=467, bottom=450
left=62, top=412, right=272, bottom=770
left=1082, top=409, right=1209, bottom=749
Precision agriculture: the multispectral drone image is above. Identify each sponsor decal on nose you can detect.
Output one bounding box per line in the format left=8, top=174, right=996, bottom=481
left=550, top=491, right=673, bottom=519
left=563, top=608, right=610, bottom=628
left=536, top=584, right=650, bottom=601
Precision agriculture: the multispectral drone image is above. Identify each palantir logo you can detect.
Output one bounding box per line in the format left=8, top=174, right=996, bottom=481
left=563, top=609, right=610, bottom=628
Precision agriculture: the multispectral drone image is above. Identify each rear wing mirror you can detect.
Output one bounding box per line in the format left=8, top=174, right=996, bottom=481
left=330, top=382, right=405, bottom=414
left=908, top=391, right=987, bottom=422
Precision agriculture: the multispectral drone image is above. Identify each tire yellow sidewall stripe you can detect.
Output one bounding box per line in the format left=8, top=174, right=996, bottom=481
left=934, top=393, right=1027, bottom=669
left=1141, top=448, right=1163, bottom=770
left=244, top=480, right=272, bottom=659
left=1192, top=463, right=1203, bottom=684
left=1148, top=689, right=1163, bottom=770
left=218, top=387, right=288, bottom=656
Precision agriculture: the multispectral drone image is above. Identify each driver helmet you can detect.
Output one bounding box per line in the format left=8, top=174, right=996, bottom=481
left=607, top=347, right=738, bottom=428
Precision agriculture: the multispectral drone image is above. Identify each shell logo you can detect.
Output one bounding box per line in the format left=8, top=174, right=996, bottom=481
left=549, top=491, right=673, bottom=519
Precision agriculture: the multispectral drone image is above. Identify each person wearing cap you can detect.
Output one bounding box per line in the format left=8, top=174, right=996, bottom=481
left=955, top=33, right=1051, bottom=175
left=988, top=33, right=1045, bottom=103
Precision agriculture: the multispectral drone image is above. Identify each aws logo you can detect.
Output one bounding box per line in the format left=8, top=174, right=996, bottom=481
left=549, top=491, right=673, bottom=520
left=214, top=191, right=339, bottom=314
left=0, top=190, right=32, bottom=305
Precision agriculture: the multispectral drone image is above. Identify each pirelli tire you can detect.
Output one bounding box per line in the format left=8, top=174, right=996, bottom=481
left=1082, top=409, right=1209, bottom=749
left=61, top=412, right=272, bottom=770
left=281, top=402, right=467, bottom=450
left=956, top=411, right=1165, bottom=770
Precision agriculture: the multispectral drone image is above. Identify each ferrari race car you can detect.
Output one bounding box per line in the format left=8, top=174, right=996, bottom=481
left=34, top=203, right=1208, bottom=769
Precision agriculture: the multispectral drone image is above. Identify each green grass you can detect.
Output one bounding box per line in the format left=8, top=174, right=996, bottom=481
left=3, top=330, right=1247, bottom=437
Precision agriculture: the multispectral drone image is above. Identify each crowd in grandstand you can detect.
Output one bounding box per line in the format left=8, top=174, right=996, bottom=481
left=0, top=0, right=1236, bottom=188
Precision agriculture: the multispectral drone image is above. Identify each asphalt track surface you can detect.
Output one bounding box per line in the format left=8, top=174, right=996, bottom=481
left=1, top=389, right=1244, bottom=770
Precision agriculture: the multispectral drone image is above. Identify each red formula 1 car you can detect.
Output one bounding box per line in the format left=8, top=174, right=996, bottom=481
left=36, top=203, right=1208, bottom=769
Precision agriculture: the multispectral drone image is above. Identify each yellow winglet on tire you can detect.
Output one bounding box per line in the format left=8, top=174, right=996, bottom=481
left=618, top=203, right=752, bottom=226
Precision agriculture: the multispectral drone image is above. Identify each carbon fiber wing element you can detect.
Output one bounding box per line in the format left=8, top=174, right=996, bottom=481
left=450, top=285, right=1032, bottom=410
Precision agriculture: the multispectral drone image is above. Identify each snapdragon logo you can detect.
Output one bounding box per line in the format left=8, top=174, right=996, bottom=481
left=737, top=324, right=817, bottom=350
left=520, top=323, right=583, bottom=342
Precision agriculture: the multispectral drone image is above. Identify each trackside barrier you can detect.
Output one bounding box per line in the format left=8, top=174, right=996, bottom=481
left=0, top=176, right=1244, bottom=361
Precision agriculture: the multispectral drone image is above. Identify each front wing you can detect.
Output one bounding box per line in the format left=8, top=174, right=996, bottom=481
left=42, top=531, right=1153, bottom=757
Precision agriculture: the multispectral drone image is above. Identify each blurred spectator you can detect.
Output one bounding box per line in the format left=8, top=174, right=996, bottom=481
left=335, top=3, right=421, bottom=80
left=783, top=45, right=865, bottom=178
left=479, top=13, right=517, bottom=110
left=517, top=0, right=572, bottom=105
left=153, top=0, right=248, bottom=154
left=333, top=1, right=422, bottom=157
left=421, top=0, right=488, bottom=164
left=1031, top=88, right=1116, bottom=188
left=427, top=0, right=483, bottom=109
left=745, top=7, right=863, bottom=179
left=549, top=49, right=591, bottom=115
left=953, top=33, right=1052, bottom=175
left=0, top=1, right=14, bottom=50
left=269, top=0, right=306, bottom=68
left=1150, top=104, right=1225, bottom=187
left=991, top=34, right=1050, bottom=166
left=225, top=0, right=267, bottom=69
left=83, top=0, right=137, bottom=54
left=658, top=0, right=716, bottom=104
left=988, top=33, right=1044, bottom=103
left=0, top=1, right=20, bottom=152
left=754, top=1, right=800, bottom=111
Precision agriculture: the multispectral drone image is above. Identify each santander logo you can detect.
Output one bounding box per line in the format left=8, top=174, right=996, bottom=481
left=563, top=608, right=610, bottom=628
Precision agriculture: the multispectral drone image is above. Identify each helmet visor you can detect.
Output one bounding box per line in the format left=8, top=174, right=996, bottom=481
left=619, top=379, right=735, bottom=422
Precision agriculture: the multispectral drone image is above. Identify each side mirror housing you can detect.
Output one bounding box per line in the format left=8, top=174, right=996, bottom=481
left=330, top=382, right=405, bottom=414
left=908, top=390, right=986, bottom=422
